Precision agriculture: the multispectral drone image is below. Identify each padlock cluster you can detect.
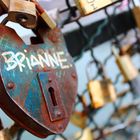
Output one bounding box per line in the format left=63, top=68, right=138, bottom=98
left=0, top=0, right=140, bottom=140
left=68, top=0, right=140, bottom=140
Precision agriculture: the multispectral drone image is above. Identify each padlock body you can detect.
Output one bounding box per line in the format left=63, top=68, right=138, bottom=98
left=0, top=129, right=12, bottom=140
left=88, top=79, right=116, bottom=109
left=75, top=0, right=119, bottom=16
left=116, top=55, right=138, bottom=82
left=0, top=25, right=77, bottom=138
left=133, top=6, right=140, bottom=30
left=8, top=0, right=37, bottom=29
left=70, top=111, right=87, bottom=128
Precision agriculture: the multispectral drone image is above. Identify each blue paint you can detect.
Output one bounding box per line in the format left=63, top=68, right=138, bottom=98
left=24, top=78, right=42, bottom=121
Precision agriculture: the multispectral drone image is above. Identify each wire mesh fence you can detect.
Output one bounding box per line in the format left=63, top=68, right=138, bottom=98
left=1, top=0, right=140, bottom=139
left=49, top=0, right=140, bottom=140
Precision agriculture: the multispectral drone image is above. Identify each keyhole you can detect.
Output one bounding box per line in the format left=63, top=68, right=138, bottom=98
left=48, top=87, right=57, bottom=106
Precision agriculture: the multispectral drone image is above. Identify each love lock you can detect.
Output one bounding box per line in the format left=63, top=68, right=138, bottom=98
left=0, top=0, right=37, bottom=29
left=0, top=17, right=77, bottom=138
left=8, top=0, right=37, bottom=29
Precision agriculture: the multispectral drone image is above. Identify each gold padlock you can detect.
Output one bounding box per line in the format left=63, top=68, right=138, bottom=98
left=8, top=0, right=37, bottom=29
left=31, top=0, right=56, bottom=29
left=0, top=129, right=12, bottom=140
left=70, top=95, right=88, bottom=128
left=133, top=6, right=140, bottom=30
left=88, top=79, right=116, bottom=109
left=86, top=63, right=116, bottom=109
left=112, top=47, right=139, bottom=82
left=74, top=128, right=93, bottom=140
left=70, top=111, right=87, bottom=129
left=75, top=0, right=119, bottom=16
left=0, top=123, right=20, bottom=140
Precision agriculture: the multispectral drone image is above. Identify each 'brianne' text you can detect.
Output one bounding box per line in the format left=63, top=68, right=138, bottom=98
left=2, top=50, right=71, bottom=72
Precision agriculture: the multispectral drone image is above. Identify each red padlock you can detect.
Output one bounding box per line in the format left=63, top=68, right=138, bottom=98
left=0, top=17, right=77, bottom=138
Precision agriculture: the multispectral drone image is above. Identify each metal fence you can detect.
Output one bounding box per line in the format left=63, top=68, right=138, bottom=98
left=3, top=0, right=140, bottom=139
left=50, top=0, right=140, bottom=139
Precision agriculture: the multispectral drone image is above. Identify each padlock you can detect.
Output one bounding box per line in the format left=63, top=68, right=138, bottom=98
left=112, top=47, right=139, bottom=82
left=30, top=8, right=60, bottom=45
left=88, top=80, right=116, bottom=109
left=86, top=63, right=116, bottom=109
left=0, top=16, right=77, bottom=138
left=75, top=0, right=119, bottom=16
left=74, top=128, right=93, bottom=140
left=70, top=111, right=87, bottom=129
left=8, top=0, right=37, bottom=29
left=0, top=128, right=12, bottom=140
left=70, top=95, right=88, bottom=128
left=0, top=123, right=20, bottom=140
left=112, top=47, right=140, bottom=97
left=132, top=6, right=140, bottom=30
left=31, top=0, right=56, bottom=29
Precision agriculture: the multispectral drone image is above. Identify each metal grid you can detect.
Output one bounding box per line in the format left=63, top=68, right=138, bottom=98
left=1, top=0, right=140, bottom=139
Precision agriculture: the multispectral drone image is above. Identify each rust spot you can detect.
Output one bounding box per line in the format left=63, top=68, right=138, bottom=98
left=71, top=72, right=77, bottom=79
left=7, top=82, right=15, bottom=90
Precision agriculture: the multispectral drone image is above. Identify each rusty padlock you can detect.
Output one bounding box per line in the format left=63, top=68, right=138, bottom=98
left=86, top=62, right=116, bottom=109
left=8, top=0, right=37, bottom=29
left=0, top=16, right=77, bottom=138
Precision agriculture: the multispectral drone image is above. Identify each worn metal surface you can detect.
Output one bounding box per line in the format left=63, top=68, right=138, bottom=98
left=0, top=23, right=77, bottom=138
left=8, top=0, right=37, bottom=29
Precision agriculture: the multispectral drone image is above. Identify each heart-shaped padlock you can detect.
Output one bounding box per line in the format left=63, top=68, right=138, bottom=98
left=0, top=17, right=77, bottom=138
